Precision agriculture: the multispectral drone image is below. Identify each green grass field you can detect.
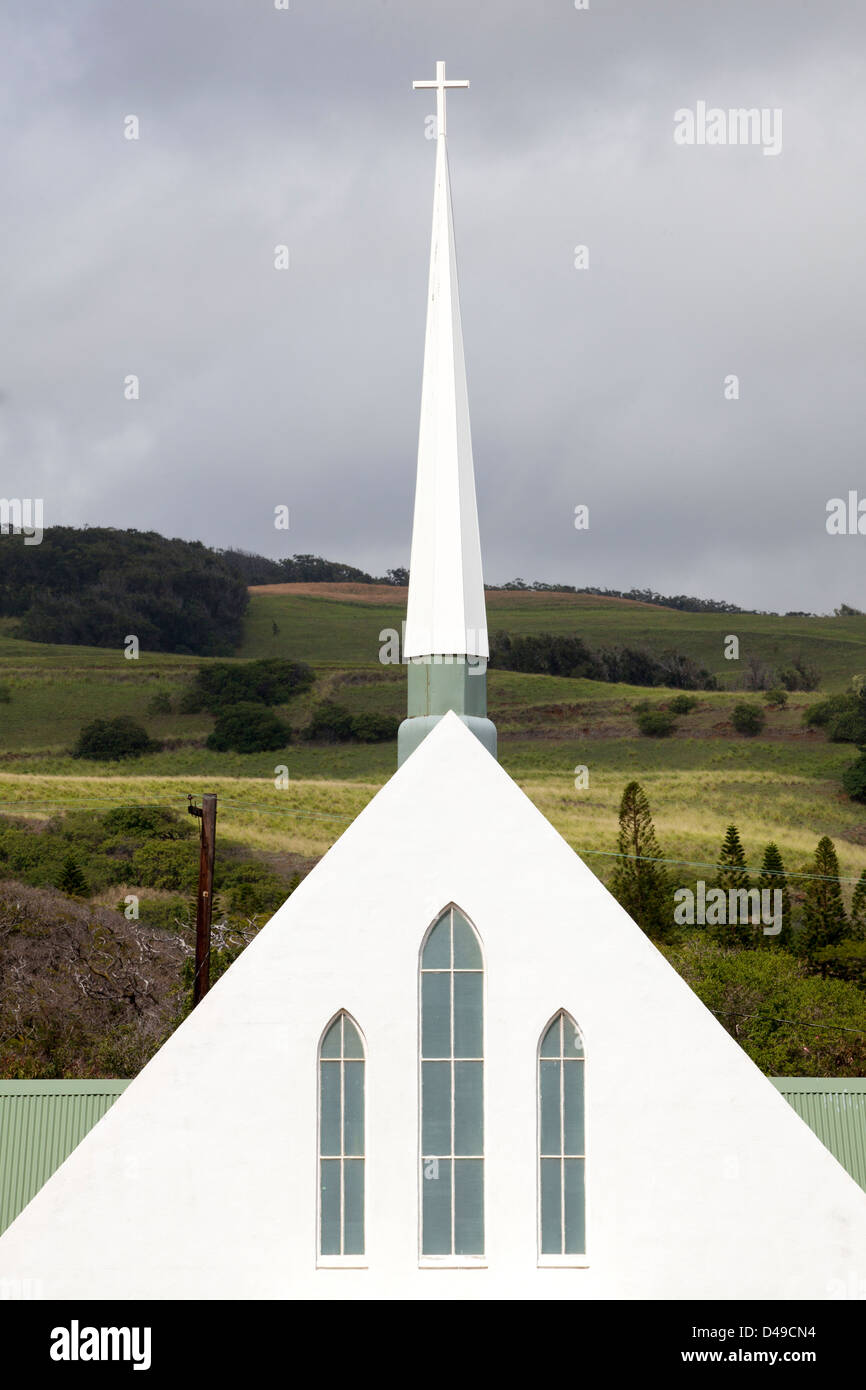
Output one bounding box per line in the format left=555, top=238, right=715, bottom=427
left=2, top=589, right=866, bottom=892
left=239, top=590, right=866, bottom=689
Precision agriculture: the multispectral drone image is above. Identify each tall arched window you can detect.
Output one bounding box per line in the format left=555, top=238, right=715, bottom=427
left=318, top=1012, right=365, bottom=1259
left=420, top=906, right=484, bottom=1259
left=539, top=1011, right=585, bottom=1259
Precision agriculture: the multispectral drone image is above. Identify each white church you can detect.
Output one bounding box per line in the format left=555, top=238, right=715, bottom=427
left=1, top=63, right=865, bottom=1301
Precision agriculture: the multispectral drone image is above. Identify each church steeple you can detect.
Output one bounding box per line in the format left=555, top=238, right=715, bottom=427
left=398, top=61, right=497, bottom=767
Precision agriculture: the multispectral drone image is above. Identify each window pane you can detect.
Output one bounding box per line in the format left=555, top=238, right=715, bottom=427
left=452, top=910, right=482, bottom=968
left=343, top=1159, right=365, bottom=1255
left=454, top=1061, right=483, bottom=1155
left=422, top=1157, right=452, bottom=1255
left=540, top=1017, right=561, bottom=1058
left=320, top=1018, right=341, bottom=1058
left=422, top=914, right=451, bottom=969
left=540, top=1158, right=562, bottom=1255
left=562, top=1016, right=583, bottom=1058
left=539, top=1059, right=561, bottom=1155
left=342, top=1017, right=363, bottom=1058
left=320, top=1061, right=342, bottom=1156
left=343, top=1061, right=364, bottom=1157
left=454, top=1159, right=484, bottom=1255
left=563, top=1060, right=584, bottom=1155
left=421, top=972, right=451, bottom=1058
left=421, top=1062, right=451, bottom=1155
left=320, top=1159, right=341, bottom=1255
left=453, top=972, right=482, bottom=1057
left=564, top=1158, right=586, bottom=1254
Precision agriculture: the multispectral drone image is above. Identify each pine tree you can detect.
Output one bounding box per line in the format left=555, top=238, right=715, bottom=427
left=57, top=853, right=88, bottom=897
left=802, top=836, right=848, bottom=953
left=716, top=824, right=749, bottom=891
left=757, top=842, right=792, bottom=947
left=610, top=781, right=671, bottom=938
left=848, top=869, right=866, bottom=942
left=715, top=824, right=754, bottom=946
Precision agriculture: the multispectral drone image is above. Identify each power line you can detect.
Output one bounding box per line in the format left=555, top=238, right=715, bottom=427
left=1, top=799, right=866, bottom=882
left=709, top=1007, right=866, bottom=1038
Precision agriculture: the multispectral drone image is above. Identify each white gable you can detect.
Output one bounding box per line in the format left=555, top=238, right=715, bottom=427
left=1, top=713, right=864, bottom=1299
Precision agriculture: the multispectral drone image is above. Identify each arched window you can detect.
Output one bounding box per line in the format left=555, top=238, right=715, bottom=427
left=539, top=1011, right=585, bottom=1258
left=318, top=1012, right=365, bottom=1259
left=420, top=906, right=484, bottom=1259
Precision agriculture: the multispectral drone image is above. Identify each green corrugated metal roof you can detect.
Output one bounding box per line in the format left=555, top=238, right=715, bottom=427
left=0, top=1077, right=863, bottom=1236
left=0, top=1080, right=130, bottom=1234
left=770, top=1077, right=866, bottom=1192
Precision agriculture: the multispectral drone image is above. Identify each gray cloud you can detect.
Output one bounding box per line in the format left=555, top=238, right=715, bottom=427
left=2, top=0, right=865, bottom=612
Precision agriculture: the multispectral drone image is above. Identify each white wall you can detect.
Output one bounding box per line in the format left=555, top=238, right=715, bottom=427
left=2, top=714, right=865, bottom=1299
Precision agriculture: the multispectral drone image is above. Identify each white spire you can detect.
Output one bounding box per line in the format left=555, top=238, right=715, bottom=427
left=404, top=63, right=488, bottom=660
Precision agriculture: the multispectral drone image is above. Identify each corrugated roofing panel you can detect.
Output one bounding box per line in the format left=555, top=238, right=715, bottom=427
left=0, top=1080, right=130, bottom=1233
left=771, top=1077, right=866, bottom=1192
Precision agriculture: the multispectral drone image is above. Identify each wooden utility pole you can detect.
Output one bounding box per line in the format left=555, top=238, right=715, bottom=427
left=188, top=793, right=217, bottom=1007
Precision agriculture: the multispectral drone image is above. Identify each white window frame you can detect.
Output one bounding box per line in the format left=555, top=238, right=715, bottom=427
left=537, top=1009, right=589, bottom=1269
left=317, top=1010, right=368, bottom=1270
left=418, top=904, right=487, bottom=1269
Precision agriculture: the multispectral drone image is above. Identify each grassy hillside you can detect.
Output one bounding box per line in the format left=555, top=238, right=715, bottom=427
left=2, top=586, right=866, bottom=889
left=240, top=587, right=866, bottom=689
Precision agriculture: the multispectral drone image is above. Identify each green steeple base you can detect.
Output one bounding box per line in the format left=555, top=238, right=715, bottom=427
left=397, top=656, right=497, bottom=765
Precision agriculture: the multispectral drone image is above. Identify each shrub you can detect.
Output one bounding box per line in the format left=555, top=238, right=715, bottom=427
left=763, top=688, right=788, bottom=708
left=73, top=717, right=159, bottom=761
left=777, top=658, right=820, bottom=692
left=304, top=702, right=356, bottom=742
left=827, top=710, right=866, bottom=744
left=731, top=703, right=765, bottom=736
left=128, top=898, right=192, bottom=933
left=668, top=694, right=698, bottom=715
left=350, top=711, right=400, bottom=742
left=636, top=708, right=677, bottom=737
left=842, top=753, right=866, bottom=804
left=302, top=704, right=399, bottom=743
left=101, top=806, right=193, bottom=841
left=147, top=690, right=173, bottom=715
left=206, top=702, right=291, bottom=753
left=663, top=936, right=866, bottom=1075
left=221, top=863, right=293, bottom=917
left=0, top=683, right=11, bottom=703
left=182, top=658, right=314, bottom=713
left=131, top=841, right=199, bottom=893
left=803, top=693, right=857, bottom=728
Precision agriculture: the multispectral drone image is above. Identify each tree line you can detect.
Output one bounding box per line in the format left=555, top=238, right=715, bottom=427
left=0, top=528, right=249, bottom=656
left=489, top=631, right=717, bottom=689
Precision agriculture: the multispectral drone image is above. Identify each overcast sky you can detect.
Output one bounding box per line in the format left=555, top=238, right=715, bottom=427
left=2, top=1, right=865, bottom=612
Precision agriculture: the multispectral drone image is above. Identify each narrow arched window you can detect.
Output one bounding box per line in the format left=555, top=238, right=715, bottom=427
left=420, top=906, right=484, bottom=1258
left=318, top=1012, right=365, bottom=1259
left=539, top=1011, right=585, bottom=1258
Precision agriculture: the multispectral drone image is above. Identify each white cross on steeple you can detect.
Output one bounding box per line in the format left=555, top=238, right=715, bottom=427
left=412, top=59, right=469, bottom=138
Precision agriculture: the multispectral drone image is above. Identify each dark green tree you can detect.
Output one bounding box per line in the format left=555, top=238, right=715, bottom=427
left=57, top=853, right=88, bottom=897
left=802, top=836, right=848, bottom=954
left=757, top=842, right=792, bottom=947
left=610, top=781, right=671, bottom=939
left=206, top=702, right=291, bottom=753
left=842, top=752, right=866, bottom=804
left=731, top=703, right=765, bottom=736
left=73, top=716, right=158, bottom=761
left=716, top=825, right=749, bottom=892
left=716, top=824, right=753, bottom=946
